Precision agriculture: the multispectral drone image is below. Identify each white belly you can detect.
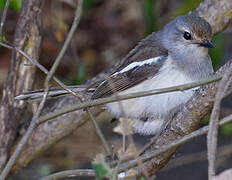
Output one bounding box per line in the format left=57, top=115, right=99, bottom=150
left=106, top=65, right=196, bottom=119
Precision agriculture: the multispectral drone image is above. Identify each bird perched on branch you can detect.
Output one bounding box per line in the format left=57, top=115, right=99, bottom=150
left=91, top=14, right=214, bottom=135
left=15, top=14, right=214, bottom=135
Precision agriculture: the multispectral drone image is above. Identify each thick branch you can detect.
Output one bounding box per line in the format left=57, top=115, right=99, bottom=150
left=0, top=0, right=44, bottom=170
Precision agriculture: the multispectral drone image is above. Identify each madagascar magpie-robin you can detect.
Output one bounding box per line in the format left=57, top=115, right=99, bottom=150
left=91, top=14, right=214, bottom=135
left=15, top=14, right=214, bottom=135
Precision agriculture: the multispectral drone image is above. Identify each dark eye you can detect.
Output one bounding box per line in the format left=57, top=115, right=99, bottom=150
left=183, top=32, right=191, bottom=40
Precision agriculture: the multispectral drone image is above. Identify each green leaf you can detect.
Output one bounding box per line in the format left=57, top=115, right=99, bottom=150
left=0, top=0, right=21, bottom=11
left=92, top=164, right=109, bottom=180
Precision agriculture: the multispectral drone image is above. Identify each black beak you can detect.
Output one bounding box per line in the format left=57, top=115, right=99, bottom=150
left=199, top=40, right=214, bottom=48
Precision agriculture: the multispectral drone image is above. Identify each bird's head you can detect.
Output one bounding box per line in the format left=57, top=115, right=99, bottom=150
left=162, top=14, right=213, bottom=61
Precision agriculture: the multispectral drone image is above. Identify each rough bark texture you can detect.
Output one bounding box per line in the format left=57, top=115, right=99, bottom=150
left=0, top=0, right=44, bottom=170
left=2, top=0, right=232, bottom=175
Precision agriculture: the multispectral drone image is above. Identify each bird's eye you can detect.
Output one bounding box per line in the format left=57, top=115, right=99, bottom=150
left=183, top=32, right=191, bottom=40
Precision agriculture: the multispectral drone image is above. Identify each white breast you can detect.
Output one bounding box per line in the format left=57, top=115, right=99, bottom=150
left=106, top=58, right=196, bottom=119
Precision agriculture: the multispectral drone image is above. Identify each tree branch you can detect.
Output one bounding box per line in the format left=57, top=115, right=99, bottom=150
left=0, top=0, right=44, bottom=171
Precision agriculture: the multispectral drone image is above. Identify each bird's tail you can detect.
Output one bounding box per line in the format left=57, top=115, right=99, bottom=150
left=14, top=85, right=95, bottom=101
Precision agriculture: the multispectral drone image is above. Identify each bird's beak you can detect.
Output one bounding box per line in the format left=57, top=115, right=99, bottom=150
left=199, top=40, right=214, bottom=48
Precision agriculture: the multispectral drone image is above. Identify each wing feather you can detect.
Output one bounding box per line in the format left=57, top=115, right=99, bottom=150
left=92, top=32, right=168, bottom=99
left=92, top=57, right=166, bottom=99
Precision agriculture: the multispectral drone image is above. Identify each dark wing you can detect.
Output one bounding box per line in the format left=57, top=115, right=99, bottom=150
left=114, top=31, right=168, bottom=72
left=91, top=32, right=168, bottom=99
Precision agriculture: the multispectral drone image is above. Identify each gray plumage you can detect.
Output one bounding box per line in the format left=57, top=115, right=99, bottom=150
left=92, top=14, right=214, bottom=135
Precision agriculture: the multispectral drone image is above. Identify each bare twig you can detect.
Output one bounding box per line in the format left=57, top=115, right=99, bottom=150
left=40, top=169, right=95, bottom=180
left=86, top=108, right=112, bottom=155
left=207, top=68, right=232, bottom=179
left=0, top=0, right=10, bottom=37
left=38, top=76, right=221, bottom=124
left=0, top=1, right=83, bottom=179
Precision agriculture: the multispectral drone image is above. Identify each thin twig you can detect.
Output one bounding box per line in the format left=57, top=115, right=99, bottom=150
left=0, top=1, right=83, bottom=179
left=40, top=169, right=95, bottom=180
left=207, top=68, right=232, bottom=179
left=0, top=0, right=10, bottom=38
left=38, top=76, right=221, bottom=124
left=86, top=108, right=112, bottom=155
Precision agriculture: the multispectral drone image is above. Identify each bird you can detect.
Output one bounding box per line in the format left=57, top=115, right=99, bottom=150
left=15, top=14, right=214, bottom=135
left=91, top=14, right=214, bottom=135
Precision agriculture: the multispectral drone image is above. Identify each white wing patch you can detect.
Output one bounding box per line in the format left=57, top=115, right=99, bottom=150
left=113, top=56, right=163, bottom=76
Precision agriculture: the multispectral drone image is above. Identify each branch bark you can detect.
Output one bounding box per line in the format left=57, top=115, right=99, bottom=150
left=0, top=0, right=44, bottom=170
left=4, top=0, right=232, bottom=175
